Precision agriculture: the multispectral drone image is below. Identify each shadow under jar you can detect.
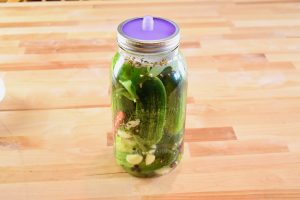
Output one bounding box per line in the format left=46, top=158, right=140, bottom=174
left=111, top=16, right=188, bottom=177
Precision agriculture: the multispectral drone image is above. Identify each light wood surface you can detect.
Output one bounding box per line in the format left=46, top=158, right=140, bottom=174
left=1, top=0, right=300, bottom=199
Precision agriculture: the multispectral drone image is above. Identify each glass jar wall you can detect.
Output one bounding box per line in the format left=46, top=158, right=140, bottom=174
left=111, top=48, right=187, bottom=177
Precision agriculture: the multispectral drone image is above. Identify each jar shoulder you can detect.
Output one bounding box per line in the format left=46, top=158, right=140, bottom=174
left=111, top=51, right=187, bottom=79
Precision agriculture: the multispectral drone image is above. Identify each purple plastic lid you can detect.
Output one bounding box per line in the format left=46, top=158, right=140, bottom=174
left=117, top=16, right=180, bottom=53
left=121, top=16, right=177, bottom=41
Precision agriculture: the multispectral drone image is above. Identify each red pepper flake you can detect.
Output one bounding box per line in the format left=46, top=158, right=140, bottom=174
left=113, top=111, right=125, bottom=133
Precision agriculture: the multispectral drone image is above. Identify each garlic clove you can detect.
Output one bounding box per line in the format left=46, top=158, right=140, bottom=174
left=117, top=130, right=132, bottom=139
left=126, top=154, right=143, bottom=165
left=148, top=149, right=155, bottom=154
left=145, top=154, right=155, bottom=165
left=155, top=167, right=172, bottom=175
left=125, top=119, right=140, bottom=129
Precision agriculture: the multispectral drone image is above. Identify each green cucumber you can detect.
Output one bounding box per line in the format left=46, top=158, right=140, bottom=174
left=159, top=66, right=181, bottom=92
left=115, top=151, right=130, bottom=168
left=111, top=52, right=120, bottom=70
left=111, top=53, right=121, bottom=85
left=137, top=131, right=183, bottom=173
left=167, top=86, right=187, bottom=134
left=135, top=77, right=167, bottom=146
left=112, top=86, right=135, bottom=120
left=159, top=67, right=187, bottom=134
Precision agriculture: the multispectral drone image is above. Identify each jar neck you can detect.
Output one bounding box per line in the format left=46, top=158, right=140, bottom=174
left=118, top=47, right=179, bottom=64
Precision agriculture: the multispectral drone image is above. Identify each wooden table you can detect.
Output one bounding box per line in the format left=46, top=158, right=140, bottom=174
left=1, top=0, right=300, bottom=199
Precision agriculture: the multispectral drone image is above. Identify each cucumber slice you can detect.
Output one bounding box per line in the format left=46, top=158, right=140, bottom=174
left=136, top=77, right=167, bottom=146
left=159, top=66, right=187, bottom=134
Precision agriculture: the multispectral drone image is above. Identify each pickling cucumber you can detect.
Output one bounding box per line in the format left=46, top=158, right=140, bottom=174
left=112, top=86, right=135, bottom=120
left=115, top=135, right=136, bottom=154
left=159, top=66, right=187, bottom=134
left=115, top=151, right=130, bottom=169
left=111, top=53, right=120, bottom=70
left=138, top=130, right=183, bottom=175
left=135, top=77, right=167, bottom=146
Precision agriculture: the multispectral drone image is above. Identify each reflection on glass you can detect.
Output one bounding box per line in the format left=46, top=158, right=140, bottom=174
left=0, top=78, right=5, bottom=102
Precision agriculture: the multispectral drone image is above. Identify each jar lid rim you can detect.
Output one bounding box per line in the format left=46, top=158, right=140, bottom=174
left=117, top=17, right=180, bottom=53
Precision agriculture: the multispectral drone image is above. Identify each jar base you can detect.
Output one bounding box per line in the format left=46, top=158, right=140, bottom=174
left=117, top=155, right=182, bottom=178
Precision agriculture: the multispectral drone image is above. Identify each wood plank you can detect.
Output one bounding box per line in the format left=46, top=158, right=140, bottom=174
left=184, top=127, right=237, bottom=142
left=143, top=190, right=300, bottom=200
left=189, top=139, right=289, bottom=157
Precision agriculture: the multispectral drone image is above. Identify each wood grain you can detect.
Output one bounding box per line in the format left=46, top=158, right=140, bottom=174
left=0, top=0, right=300, bottom=199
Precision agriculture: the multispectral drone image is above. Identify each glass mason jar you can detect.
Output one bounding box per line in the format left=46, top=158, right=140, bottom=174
left=111, top=16, right=187, bottom=177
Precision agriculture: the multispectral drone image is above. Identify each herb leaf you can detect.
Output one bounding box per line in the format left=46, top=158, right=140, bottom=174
left=119, top=79, right=137, bottom=102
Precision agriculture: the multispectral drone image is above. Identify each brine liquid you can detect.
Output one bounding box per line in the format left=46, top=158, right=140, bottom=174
left=111, top=53, right=187, bottom=177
